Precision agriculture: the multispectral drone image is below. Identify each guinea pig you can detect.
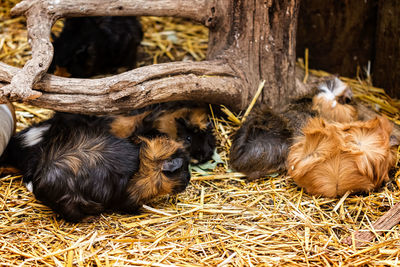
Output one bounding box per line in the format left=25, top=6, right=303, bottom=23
left=109, top=102, right=217, bottom=164
left=1, top=112, right=190, bottom=222
left=229, top=107, right=292, bottom=180
left=287, top=116, right=397, bottom=197
left=229, top=77, right=357, bottom=180
left=311, top=77, right=358, bottom=123
left=148, top=106, right=216, bottom=164
left=49, top=16, right=143, bottom=78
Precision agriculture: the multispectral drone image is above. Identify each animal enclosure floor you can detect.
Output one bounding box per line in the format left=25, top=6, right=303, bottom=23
left=1, top=2, right=400, bottom=266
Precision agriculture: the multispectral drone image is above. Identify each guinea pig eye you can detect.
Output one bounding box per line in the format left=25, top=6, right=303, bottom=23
left=162, top=158, right=184, bottom=173
left=338, top=95, right=352, bottom=105
left=186, top=136, right=192, bottom=143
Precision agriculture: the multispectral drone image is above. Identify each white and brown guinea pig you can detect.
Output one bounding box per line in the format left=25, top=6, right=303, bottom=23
left=109, top=101, right=216, bottom=164
left=287, top=116, right=398, bottom=198
left=311, top=77, right=358, bottom=123
left=1, top=113, right=190, bottom=222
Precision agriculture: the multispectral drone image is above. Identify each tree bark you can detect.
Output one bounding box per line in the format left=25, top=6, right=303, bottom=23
left=0, top=0, right=299, bottom=114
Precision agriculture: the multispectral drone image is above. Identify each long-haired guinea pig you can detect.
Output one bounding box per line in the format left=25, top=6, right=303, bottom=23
left=109, top=102, right=216, bottom=164
left=229, top=77, right=357, bottom=179
left=49, top=16, right=143, bottom=78
left=285, top=77, right=357, bottom=133
left=1, top=113, right=190, bottom=222
left=229, top=107, right=292, bottom=180
left=287, top=116, right=397, bottom=197
left=311, top=77, right=358, bottom=123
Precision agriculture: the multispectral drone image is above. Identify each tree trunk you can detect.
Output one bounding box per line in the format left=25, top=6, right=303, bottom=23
left=0, top=0, right=299, bottom=114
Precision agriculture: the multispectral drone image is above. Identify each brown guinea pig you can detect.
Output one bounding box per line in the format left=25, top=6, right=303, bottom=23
left=287, top=116, right=397, bottom=197
left=1, top=112, right=190, bottom=222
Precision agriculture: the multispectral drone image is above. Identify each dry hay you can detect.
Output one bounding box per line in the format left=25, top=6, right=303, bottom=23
left=1, top=2, right=400, bottom=266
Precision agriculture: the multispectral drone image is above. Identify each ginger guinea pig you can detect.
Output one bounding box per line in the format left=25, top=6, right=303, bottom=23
left=287, top=116, right=397, bottom=197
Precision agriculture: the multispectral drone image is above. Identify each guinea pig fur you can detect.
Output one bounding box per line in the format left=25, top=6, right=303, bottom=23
left=228, top=77, right=358, bottom=180
left=312, top=77, right=358, bottom=123
left=49, top=16, right=143, bottom=78
left=229, top=107, right=293, bottom=180
left=150, top=107, right=216, bottom=164
left=109, top=102, right=216, bottom=164
left=287, top=116, right=396, bottom=198
left=1, top=113, right=190, bottom=222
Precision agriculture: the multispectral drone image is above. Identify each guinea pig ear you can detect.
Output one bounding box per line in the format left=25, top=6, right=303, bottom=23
left=162, top=158, right=184, bottom=173
left=337, top=88, right=353, bottom=105
left=390, top=135, right=400, bottom=147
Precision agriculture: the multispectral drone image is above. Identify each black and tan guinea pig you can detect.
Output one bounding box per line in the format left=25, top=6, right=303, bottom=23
left=287, top=116, right=398, bottom=197
left=229, top=77, right=358, bottom=179
left=0, top=113, right=190, bottom=222
left=108, top=101, right=217, bottom=164
left=49, top=16, right=143, bottom=78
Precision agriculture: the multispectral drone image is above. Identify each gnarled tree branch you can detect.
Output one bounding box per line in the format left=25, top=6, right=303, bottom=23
left=0, top=0, right=300, bottom=114
left=0, top=60, right=243, bottom=114
left=12, top=0, right=217, bottom=25
left=1, top=0, right=218, bottom=102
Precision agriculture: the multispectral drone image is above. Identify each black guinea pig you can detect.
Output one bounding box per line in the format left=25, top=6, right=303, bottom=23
left=49, top=16, right=143, bottom=78
left=109, top=102, right=217, bottom=164
left=229, top=107, right=293, bottom=180
left=1, top=113, right=190, bottom=222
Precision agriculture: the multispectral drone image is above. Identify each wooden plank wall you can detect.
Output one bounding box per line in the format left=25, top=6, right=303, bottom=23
left=296, top=0, right=399, bottom=98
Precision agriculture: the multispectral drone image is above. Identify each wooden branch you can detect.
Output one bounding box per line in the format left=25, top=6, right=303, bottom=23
left=0, top=61, right=243, bottom=114
left=1, top=0, right=218, bottom=101
left=342, top=202, right=400, bottom=247
left=11, top=0, right=217, bottom=24
left=1, top=1, right=54, bottom=100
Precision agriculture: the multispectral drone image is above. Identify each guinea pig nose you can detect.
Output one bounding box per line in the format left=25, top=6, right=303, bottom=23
left=162, top=158, right=184, bottom=172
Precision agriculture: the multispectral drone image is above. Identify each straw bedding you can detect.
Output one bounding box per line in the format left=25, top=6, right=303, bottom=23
left=1, top=2, right=400, bottom=266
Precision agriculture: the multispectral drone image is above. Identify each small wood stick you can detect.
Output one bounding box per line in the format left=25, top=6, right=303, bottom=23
left=342, top=202, right=400, bottom=247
